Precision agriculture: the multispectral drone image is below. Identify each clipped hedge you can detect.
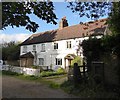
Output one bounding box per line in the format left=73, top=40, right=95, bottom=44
left=40, top=68, right=66, bottom=77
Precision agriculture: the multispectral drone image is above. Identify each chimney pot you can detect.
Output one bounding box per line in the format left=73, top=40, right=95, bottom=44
left=59, top=16, right=68, bottom=29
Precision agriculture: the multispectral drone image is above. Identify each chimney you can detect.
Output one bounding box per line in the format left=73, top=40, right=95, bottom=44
left=59, top=16, right=68, bottom=29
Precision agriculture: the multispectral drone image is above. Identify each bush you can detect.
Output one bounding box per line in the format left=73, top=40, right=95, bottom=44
left=56, top=67, right=66, bottom=74
left=71, top=56, right=82, bottom=67
left=40, top=69, right=66, bottom=77
left=2, top=70, right=21, bottom=76
left=31, top=65, right=39, bottom=69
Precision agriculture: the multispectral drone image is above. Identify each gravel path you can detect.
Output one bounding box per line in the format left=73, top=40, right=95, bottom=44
left=2, top=75, right=79, bottom=98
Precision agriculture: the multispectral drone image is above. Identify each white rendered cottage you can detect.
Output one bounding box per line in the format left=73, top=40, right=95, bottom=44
left=20, top=17, right=107, bottom=71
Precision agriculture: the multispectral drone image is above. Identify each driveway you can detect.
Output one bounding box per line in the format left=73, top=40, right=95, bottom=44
left=2, top=75, right=79, bottom=98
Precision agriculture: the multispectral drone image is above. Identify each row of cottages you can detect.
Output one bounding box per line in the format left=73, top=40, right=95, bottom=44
left=20, top=17, right=107, bottom=71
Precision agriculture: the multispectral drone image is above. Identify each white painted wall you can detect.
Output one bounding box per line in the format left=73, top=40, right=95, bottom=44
left=20, top=37, right=90, bottom=70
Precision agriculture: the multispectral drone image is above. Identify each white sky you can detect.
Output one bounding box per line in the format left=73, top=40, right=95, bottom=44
left=0, top=33, right=31, bottom=43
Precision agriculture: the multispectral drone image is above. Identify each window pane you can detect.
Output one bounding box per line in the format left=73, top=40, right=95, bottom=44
left=33, top=45, right=36, bottom=51
left=54, top=43, right=58, bottom=49
left=67, top=41, right=71, bottom=48
left=23, top=46, right=27, bottom=53
left=56, top=58, right=62, bottom=65
left=39, top=58, right=44, bottom=65
left=41, top=44, right=45, bottom=52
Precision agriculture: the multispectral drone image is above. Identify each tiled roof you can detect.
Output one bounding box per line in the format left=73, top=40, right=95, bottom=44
left=20, top=18, right=107, bottom=46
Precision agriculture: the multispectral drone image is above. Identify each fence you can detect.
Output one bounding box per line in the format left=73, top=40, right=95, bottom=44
left=1, top=65, right=40, bottom=76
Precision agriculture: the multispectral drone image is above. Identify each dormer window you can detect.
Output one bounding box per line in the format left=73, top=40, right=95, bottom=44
left=33, top=45, right=36, bottom=51
left=54, top=43, right=58, bottom=50
left=23, top=46, right=27, bottom=53
left=66, top=41, right=71, bottom=49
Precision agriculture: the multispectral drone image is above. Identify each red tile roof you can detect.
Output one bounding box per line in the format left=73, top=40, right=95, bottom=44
left=20, top=18, right=107, bottom=46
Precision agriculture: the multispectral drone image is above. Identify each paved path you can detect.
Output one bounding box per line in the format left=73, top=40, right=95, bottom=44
left=2, top=75, right=79, bottom=98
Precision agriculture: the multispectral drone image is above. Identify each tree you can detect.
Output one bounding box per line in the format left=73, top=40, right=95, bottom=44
left=2, top=41, right=20, bottom=61
left=67, top=1, right=120, bottom=34
left=67, top=2, right=112, bottom=20
left=2, top=1, right=57, bottom=32
left=108, top=2, right=120, bottom=34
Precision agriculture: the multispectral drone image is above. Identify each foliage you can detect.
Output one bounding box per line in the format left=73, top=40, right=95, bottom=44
left=2, top=70, right=21, bottom=76
left=67, top=2, right=120, bottom=35
left=71, top=56, right=82, bottom=66
left=56, top=67, right=66, bottom=74
left=61, top=80, right=119, bottom=98
left=49, top=82, right=60, bottom=89
left=108, top=2, right=120, bottom=34
left=67, top=2, right=112, bottom=20
left=31, top=65, right=39, bottom=69
left=102, top=34, right=120, bottom=56
left=2, top=1, right=57, bottom=32
left=2, top=41, right=20, bottom=61
left=40, top=70, right=65, bottom=77
left=82, top=37, right=103, bottom=61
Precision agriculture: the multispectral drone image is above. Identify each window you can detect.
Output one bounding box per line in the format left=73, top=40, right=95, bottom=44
left=54, top=43, right=58, bottom=49
left=56, top=58, right=62, bottom=65
left=66, top=41, right=71, bottom=48
left=39, top=58, right=44, bottom=65
left=33, top=45, right=36, bottom=51
left=23, top=46, right=27, bottom=53
left=41, top=44, right=45, bottom=52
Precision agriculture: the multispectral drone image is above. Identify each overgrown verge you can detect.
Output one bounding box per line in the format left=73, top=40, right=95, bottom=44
left=60, top=80, right=120, bottom=98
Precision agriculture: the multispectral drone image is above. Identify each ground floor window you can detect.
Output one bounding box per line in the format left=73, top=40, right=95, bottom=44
left=39, top=58, right=44, bottom=65
left=56, top=58, right=62, bottom=65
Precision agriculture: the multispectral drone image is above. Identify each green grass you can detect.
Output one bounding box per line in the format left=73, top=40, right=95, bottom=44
left=2, top=70, right=62, bottom=89
left=2, top=70, right=22, bottom=76
left=40, top=70, right=66, bottom=77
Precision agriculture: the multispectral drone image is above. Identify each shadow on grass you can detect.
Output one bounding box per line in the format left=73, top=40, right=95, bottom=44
left=60, top=80, right=120, bottom=98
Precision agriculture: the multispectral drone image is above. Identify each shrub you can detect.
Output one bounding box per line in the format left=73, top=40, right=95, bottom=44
left=31, top=65, right=39, bottom=69
left=71, top=56, right=82, bottom=67
left=56, top=67, right=66, bottom=74
left=2, top=70, right=21, bottom=76
left=40, top=69, right=66, bottom=77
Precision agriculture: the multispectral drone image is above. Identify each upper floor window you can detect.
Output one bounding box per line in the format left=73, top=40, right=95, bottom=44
left=22, top=46, right=27, bottom=53
left=41, top=44, right=45, bottom=52
left=66, top=41, right=71, bottom=49
left=33, top=45, right=36, bottom=51
left=56, top=58, right=62, bottom=65
left=54, top=43, right=58, bottom=50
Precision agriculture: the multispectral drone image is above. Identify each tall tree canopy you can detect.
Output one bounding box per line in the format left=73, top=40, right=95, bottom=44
left=2, top=41, right=20, bottom=61
left=108, top=2, right=120, bottom=34
left=2, top=1, right=57, bottom=32
left=1, top=1, right=120, bottom=34
left=67, top=1, right=120, bottom=34
left=67, top=2, right=112, bottom=20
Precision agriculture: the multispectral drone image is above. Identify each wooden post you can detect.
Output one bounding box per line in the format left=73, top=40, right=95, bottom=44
left=73, top=63, right=81, bottom=85
left=83, top=61, right=86, bottom=78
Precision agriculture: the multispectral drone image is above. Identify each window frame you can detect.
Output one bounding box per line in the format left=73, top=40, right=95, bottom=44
left=54, top=43, right=58, bottom=50
left=39, top=58, right=44, bottom=65
left=56, top=58, right=62, bottom=65
left=22, top=46, right=27, bottom=53
left=41, top=44, right=45, bottom=52
left=66, top=41, right=71, bottom=49
left=33, top=44, right=36, bottom=51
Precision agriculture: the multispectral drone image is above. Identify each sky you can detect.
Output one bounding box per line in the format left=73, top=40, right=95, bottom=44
left=0, top=2, right=108, bottom=43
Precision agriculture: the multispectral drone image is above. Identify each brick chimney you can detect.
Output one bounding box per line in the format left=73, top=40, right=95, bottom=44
left=59, top=16, right=68, bottom=29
